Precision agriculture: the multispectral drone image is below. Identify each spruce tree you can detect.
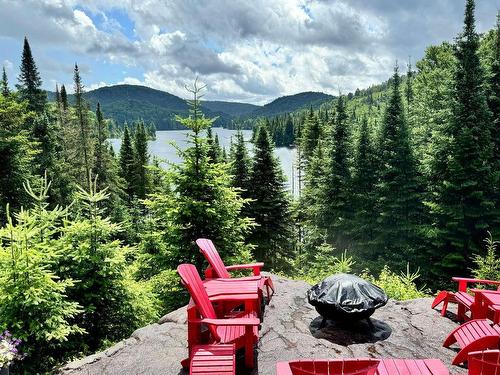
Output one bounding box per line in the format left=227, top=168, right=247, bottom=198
left=429, top=0, right=495, bottom=277
left=132, top=121, right=150, bottom=199
left=1, top=67, right=9, bottom=96
left=405, top=58, right=414, bottom=115
left=73, top=64, right=93, bottom=187
left=119, top=125, right=135, bottom=198
left=229, top=130, right=251, bottom=195
left=207, top=127, right=222, bottom=163
left=283, top=115, right=295, bottom=146
left=320, top=95, right=353, bottom=249
left=351, top=116, right=377, bottom=257
left=487, top=13, right=500, bottom=214
left=300, top=107, right=321, bottom=167
left=60, top=84, right=68, bottom=110
left=375, top=66, right=421, bottom=265
left=247, top=124, right=293, bottom=269
left=16, top=37, right=46, bottom=114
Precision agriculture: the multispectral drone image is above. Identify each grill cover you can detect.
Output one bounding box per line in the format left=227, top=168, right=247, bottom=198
left=307, top=273, right=388, bottom=321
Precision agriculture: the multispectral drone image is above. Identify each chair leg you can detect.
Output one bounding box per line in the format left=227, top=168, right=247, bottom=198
left=244, top=326, right=254, bottom=368
left=432, top=290, right=449, bottom=309
left=441, top=299, right=449, bottom=317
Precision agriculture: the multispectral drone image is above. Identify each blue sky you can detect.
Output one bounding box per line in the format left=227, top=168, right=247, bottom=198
left=0, top=0, right=497, bottom=104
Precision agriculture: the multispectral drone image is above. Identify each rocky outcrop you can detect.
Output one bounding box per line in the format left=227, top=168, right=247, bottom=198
left=60, top=275, right=459, bottom=375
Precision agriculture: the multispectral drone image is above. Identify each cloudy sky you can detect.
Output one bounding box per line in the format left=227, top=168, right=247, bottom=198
left=0, top=0, right=497, bottom=104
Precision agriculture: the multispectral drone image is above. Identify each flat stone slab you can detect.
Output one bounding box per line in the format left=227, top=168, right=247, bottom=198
left=59, top=275, right=459, bottom=375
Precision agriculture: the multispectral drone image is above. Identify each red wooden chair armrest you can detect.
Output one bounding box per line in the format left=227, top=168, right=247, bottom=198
left=225, top=263, right=264, bottom=276
left=192, top=317, right=260, bottom=326
left=452, top=277, right=500, bottom=292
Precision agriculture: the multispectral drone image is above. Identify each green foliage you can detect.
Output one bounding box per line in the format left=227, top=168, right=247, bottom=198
left=140, top=81, right=254, bottom=273
left=132, top=121, right=150, bottom=199
left=296, top=246, right=354, bottom=284
left=300, top=108, right=321, bottom=166
left=427, top=0, right=496, bottom=281
left=0, top=178, right=83, bottom=373
left=16, top=37, right=46, bottom=114
left=119, top=125, right=135, bottom=198
left=247, top=123, right=293, bottom=270
left=362, top=265, right=428, bottom=301
left=471, top=232, right=500, bottom=281
left=0, top=94, right=36, bottom=221
left=1, top=66, right=10, bottom=97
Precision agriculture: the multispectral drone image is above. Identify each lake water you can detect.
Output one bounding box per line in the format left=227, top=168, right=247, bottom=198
left=109, top=128, right=299, bottom=194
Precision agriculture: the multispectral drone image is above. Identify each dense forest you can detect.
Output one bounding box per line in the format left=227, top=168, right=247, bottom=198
left=0, top=0, right=498, bottom=373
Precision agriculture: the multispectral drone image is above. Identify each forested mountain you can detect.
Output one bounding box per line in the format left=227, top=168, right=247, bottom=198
left=251, top=91, right=333, bottom=118
left=46, top=85, right=332, bottom=130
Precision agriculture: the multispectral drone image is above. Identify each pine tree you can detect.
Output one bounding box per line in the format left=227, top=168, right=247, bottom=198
left=16, top=37, right=46, bottom=114
left=207, top=127, right=222, bottom=163
left=319, top=95, right=353, bottom=249
left=283, top=115, right=295, bottom=146
left=73, top=64, right=93, bottom=187
left=132, top=121, right=150, bottom=199
left=119, top=125, right=135, bottom=199
left=247, top=123, right=293, bottom=269
left=1, top=67, right=9, bottom=96
left=300, top=107, right=321, bottom=167
left=60, top=84, right=68, bottom=110
left=375, top=66, right=421, bottom=265
left=429, top=0, right=495, bottom=278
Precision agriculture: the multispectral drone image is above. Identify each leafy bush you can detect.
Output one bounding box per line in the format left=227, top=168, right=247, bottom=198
left=362, top=265, right=429, bottom=301
left=470, top=232, right=499, bottom=282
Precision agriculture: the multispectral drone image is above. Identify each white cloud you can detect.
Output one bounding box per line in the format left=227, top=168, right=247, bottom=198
left=0, top=0, right=498, bottom=103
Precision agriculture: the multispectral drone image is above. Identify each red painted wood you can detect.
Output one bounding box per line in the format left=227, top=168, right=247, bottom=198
left=177, top=264, right=260, bottom=369
left=468, top=350, right=500, bottom=375
left=196, top=238, right=275, bottom=300
left=190, top=344, right=235, bottom=375
left=277, top=359, right=449, bottom=375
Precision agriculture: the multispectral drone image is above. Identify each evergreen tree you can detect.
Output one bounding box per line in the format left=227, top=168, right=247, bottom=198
left=319, top=95, right=353, bottom=249
left=141, top=81, right=254, bottom=271
left=487, top=13, right=500, bottom=216
left=247, top=124, right=293, bottom=269
left=429, top=0, right=495, bottom=277
left=119, top=125, right=135, bottom=199
left=300, top=108, right=321, bottom=167
left=375, top=66, right=421, bottom=266
left=132, top=121, right=150, bottom=199
left=73, top=64, right=93, bottom=187
left=405, top=58, right=414, bottom=115
left=351, top=117, right=377, bottom=257
left=283, top=115, right=295, bottom=146
left=229, top=130, right=251, bottom=195
left=60, top=84, right=68, bottom=110
left=0, top=94, right=35, bottom=220
left=1, top=67, right=9, bottom=96
left=16, top=37, right=46, bottom=114
left=207, top=127, right=222, bottom=163
left=94, top=103, right=106, bottom=188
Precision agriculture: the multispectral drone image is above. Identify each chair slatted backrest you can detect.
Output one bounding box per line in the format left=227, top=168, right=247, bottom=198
left=468, top=350, right=500, bottom=375
left=196, top=238, right=231, bottom=279
left=288, top=359, right=379, bottom=375
left=177, top=264, right=220, bottom=340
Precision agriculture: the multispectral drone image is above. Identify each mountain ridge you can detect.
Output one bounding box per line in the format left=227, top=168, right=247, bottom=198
left=46, top=84, right=334, bottom=130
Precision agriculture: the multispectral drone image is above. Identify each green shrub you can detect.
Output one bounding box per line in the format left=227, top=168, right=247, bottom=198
left=362, top=264, right=429, bottom=300
left=470, top=232, right=499, bottom=282
left=296, top=245, right=355, bottom=284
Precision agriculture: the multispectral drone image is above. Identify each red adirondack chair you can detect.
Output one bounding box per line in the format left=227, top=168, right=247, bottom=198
left=177, top=264, right=260, bottom=369
left=196, top=238, right=275, bottom=301
left=276, top=359, right=381, bottom=375
left=432, top=277, right=500, bottom=322
left=443, top=319, right=500, bottom=365
left=467, top=350, right=500, bottom=375
left=276, top=358, right=449, bottom=375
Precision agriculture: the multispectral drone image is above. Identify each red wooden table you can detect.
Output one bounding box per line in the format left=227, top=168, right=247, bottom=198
left=471, top=289, right=500, bottom=323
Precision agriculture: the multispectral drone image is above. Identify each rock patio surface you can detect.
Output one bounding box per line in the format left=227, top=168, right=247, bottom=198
left=60, top=275, right=460, bottom=375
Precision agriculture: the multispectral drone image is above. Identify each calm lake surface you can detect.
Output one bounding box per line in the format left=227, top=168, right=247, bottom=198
left=110, top=128, right=299, bottom=193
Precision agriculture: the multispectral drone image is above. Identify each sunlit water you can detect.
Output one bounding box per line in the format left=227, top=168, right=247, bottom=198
left=109, top=128, right=299, bottom=194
